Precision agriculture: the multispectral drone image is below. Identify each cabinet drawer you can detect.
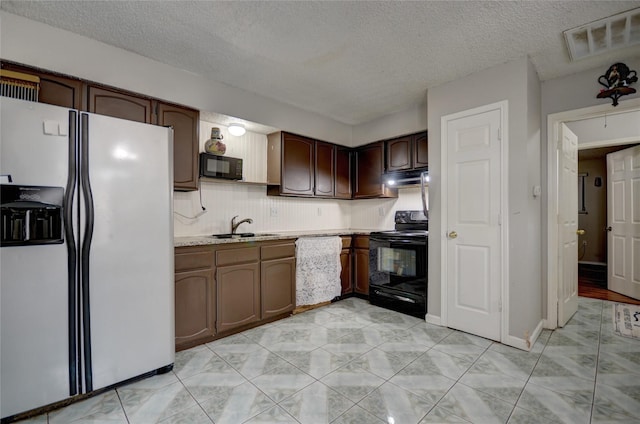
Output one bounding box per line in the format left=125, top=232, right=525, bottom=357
left=216, top=247, right=259, bottom=266
left=341, top=236, right=352, bottom=249
left=261, top=243, right=295, bottom=260
left=353, top=236, right=369, bottom=249
left=175, top=248, right=214, bottom=271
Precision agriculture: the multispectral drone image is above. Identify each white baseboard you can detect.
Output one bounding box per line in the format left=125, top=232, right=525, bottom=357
left=502, top=320, right=545, bottom=351
left=542, top=318, right=556, bottom=330
left=425, top=313, right=442, bottom=326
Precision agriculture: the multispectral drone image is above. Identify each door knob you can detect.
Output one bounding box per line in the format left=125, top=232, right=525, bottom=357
left=448, top=231, right=458, bottom=239
left=576, top=229, right=586, bottom=235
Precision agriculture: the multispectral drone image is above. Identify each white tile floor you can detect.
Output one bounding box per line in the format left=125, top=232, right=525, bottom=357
left=15, top=296, right=640, bottom=423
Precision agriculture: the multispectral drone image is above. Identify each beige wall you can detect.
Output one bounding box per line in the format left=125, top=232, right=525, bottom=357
left=578, top=158, right=607, bottom=264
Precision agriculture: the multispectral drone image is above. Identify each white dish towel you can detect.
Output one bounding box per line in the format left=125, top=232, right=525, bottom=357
left=295, top=236, right=342, bottom=307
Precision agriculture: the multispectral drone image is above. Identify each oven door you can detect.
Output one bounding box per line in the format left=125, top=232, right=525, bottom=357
left=369, top=236, right=427, bottom=297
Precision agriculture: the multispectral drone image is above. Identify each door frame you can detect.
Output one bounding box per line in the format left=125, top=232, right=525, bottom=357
left=440, top=100, right=509, bottom=343
left=546, top=97, right=640, bottom=329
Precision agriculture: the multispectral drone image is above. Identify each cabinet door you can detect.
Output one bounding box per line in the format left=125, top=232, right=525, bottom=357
left=157, top=103, right=199, bottom=191
left=2, top=63, right=84, bottom=109
left=87, top=85, right=153, bottom=124
left=261, top=257, right=296, bottom=319
left=175, top=268, right=215, bottom=350
left=340, top=248, right=353, bottom=295
left=315, top=141, right=335, bottom=197
left=335, top=147, right=352, bottom=199
left=354, top=142, right=385, bottom=198
left=386, top=136, right=412, bottom=171
left=353, top=248, right=370, bottom=295
left=281, top=133, right=315, bottom=196
left=217, top=262, right=260, bottom=333
left=413, top=132, right=428, bottom=169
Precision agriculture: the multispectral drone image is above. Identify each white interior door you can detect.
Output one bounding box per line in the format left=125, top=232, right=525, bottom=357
left=445, top=106, right=502, bottom=341
left=607, top=144, right=640, bottom=300
left=558, top=123, right=579, bottom=326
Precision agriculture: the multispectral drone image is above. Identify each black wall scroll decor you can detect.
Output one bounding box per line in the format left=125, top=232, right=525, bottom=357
left=597, top=63, right=637, bottom=106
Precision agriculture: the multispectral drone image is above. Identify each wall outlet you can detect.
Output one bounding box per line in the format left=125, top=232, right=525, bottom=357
left=270, top=207, right=278, bottom=217
left=317, top=207, right=322, bottom=216
left=378, top=206, right=385, bottom=217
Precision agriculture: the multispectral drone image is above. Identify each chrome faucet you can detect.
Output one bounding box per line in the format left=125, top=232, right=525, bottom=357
left=231, top=215, right=253, bottom=234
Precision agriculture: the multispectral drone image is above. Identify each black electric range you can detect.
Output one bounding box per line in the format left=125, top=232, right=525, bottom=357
left=369, top=210, right=428, bottom=318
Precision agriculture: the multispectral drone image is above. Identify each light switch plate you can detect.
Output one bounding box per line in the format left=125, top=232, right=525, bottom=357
left=43, top=120, right=58, bottom=135
left=58, top=123, right=68, bottom=136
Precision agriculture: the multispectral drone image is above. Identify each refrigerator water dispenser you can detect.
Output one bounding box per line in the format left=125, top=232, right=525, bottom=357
left=1, top=184, right=64, bottom=246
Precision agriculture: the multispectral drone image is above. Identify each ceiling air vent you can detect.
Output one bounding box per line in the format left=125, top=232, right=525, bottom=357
left=564, top=8, right=640, bottom=61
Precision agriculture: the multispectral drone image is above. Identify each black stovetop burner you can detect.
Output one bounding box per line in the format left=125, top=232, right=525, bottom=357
left=371, top=210, right=428, bottom=239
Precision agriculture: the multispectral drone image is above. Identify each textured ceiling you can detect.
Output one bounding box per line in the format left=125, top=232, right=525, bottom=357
left=2, top=1, right=640, bottom=125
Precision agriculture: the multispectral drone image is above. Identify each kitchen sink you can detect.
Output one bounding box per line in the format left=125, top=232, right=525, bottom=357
left=210, top=233, right=280, bottom=239
left=211, top=232, right=255, bottom=239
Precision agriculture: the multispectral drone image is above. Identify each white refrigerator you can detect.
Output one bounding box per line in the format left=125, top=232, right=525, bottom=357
left=0, top=97, right=175, bottom=420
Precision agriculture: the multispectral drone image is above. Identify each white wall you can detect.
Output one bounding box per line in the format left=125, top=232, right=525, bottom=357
left=427, top=56, right=542, bottom=344
left=352, top=102, right=428, bottom=147
left=0, top=11, right=353, bottom=145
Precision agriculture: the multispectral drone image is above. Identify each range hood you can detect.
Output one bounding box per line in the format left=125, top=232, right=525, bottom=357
left=382, top=168, right=429, bottom=187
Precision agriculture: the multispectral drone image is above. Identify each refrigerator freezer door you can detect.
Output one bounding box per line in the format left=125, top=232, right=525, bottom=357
left=81, top=113, right=174, bottom=391
left=0, top=98, right=73, bottom=418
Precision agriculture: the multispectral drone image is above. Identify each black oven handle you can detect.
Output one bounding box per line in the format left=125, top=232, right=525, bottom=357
left=373, top=289, right=417, bottom=304
left=371, top=238, right=426, bottom=247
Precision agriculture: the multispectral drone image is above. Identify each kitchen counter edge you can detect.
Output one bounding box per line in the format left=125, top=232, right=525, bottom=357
left=175, top=230, right=375, bottom=247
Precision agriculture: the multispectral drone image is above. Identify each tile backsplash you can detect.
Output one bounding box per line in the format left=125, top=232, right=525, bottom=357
left=174, top=183, right=426, bottom=237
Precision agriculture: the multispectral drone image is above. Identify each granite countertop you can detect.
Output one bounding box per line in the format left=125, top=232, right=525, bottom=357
left=174, top=229, right=376, bottom=247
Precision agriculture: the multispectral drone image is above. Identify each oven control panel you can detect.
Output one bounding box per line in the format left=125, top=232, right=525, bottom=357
left=394, top=210, right=428, bottom=224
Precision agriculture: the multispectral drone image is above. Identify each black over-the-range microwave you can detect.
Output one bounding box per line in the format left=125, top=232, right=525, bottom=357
left=199, top=153, right=243, bottom=180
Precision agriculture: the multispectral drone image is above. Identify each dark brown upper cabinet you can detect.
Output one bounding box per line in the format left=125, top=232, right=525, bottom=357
left=87, top=85, right=153, bottom=124
left=413, top=131, right=428, bottom=169
left=354, top=142, right=397, bottom=199
left=157, top=103, right=200, bottom=191
left=268, top=132, right=338, bottom=198
left=335, top=146, right=352, bottom=199
left=281, top=133, right=315, bottom=196
left=1, top=62, right=84, bottom=109
left=386, top=135, right=413, bottom=172
left=315, top=141, right=335, bottom=198
left=385, top=131, right=428, bottom=172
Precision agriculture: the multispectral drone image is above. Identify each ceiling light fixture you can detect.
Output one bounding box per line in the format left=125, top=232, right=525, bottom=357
left=228, top=123, right=246, bottom=136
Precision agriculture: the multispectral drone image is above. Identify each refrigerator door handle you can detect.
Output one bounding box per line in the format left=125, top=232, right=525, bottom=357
left=64, top=110, right=80, bottom=396
left=79, top=113, right=94, bottom=392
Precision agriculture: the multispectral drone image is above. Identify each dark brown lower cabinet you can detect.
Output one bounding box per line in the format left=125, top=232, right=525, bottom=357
left=353, top=236, right=370, bottom=295
left=216, top=263, right=260, bottom=333
left=261, top=241, right=296, bottom=318
left=340, top=236, right=353, bottom=295
left=174, top=247, right=215, bottom=351
left=261, top=257, right=296, bottom=318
